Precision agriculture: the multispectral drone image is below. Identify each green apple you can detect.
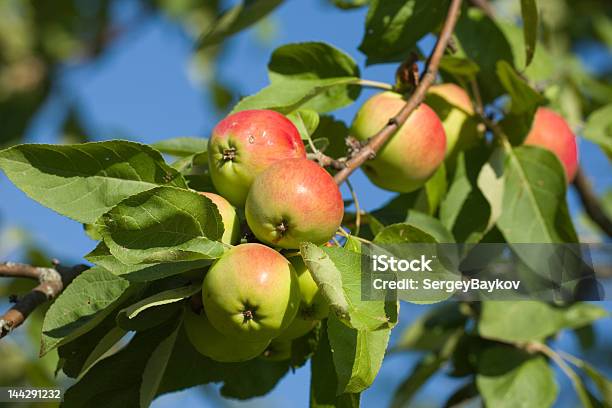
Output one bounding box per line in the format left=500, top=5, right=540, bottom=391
left=276, top=257, right=328, bottom=341
left=183, top=307, right=269, bottom=362
left=202, top=243, right=300, bottom=342
left=245, top=158, right=344, bottom=249
left=524, top=107, right=578, bottom=182
left=260, top=340, right=292, bottom=362
left=425, top=83, right=481, bottom=158
left=350, top=91, right=446, bottom=193
left=198, top=192, right=240, bottom=244
left=208, top=109, right=307, bottom=206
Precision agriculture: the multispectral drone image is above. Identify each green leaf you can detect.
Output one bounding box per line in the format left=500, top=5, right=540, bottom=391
left=300, top=243, right=395, bottom=331
left=359, top=0, right=449, bottom=65
left=496, top=61, right=545, bottom=144
left=369, top=192, right=452, bottom=237
left=78, top=326, right=127, bottom=376
left=403, top=211, right=455, bottom=243
left=152, top=137, right=208, bottom=157
left=86, top=242, right=211, bottom=282
left=233, top=42, right=361, bottom=113
left=440, top=149, right=492, bottom=243
left=287, top=109, right=320, bottom=140
left=391, top=331, right=460, bottom=408
left=570, top=358, right=612, bottom=405
left=57, top=311, right=126, bottom=379
left=594, top=16, right=612, bottom=48
left=268, top=42, right=360, bottom=83
left=300, top=242, right=350, bottom=321
left=373, top=223, right=437, bottom=244
left=310, top=321, right=361, bottom=408
left=156, top=325, right=291, bottom=399
left=583, top=104, right=612, bottom=159
left=498, top=20, right=554, bottom=81
left=41, top=266, right=131, bottom=356
left=328, top=314, right=390, bottom=394
left=0, top=141, right=187, bottom=223
left=62, top=318, right=181, bottom=408
left=497, top=146, right=577, bottom=243
left=454, top=8, right=515, bottom=102
left=478, top=301, right=608, bottom=343
left=520, top=0, right=538, bottom=66
left=232, top=78, right=360, bottom=114
left=311, top=115, right=349, bottom=158
left=117, top=301, right=182, bottom=332
left=477, top=147, right=505, bottom=232
left=140, top=320, right=180, bottom=408
left=119, top=284, right=200, bottom=320
left=372, top=224, right=458, bottom=305
left=497, top=61, right=545, bottom=116
left=391, top=353, right=447, bottom=408
left=97, top=186, right=226, bottom=265
left=444, top=382, right=479, bottom=408
left=496, top=61, right=546, bottom=145
left=394, top=303, right=466, bottom=352
left=476, top=346, right=557, bottom=408
left=439, top=56, right=480, bottom=80
left=423, top=163, right=447, bottom=215
left=197, top=0, right=284, bottom=49
left=331, top=0, right=370, bottom=9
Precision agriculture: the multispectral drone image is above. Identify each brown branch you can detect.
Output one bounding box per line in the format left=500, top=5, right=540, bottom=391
left=0, top=262, right=89, bottom=339
left=573, top=166, right=612, bottom=238
left=0, top=263, right=48, bottom=280
left=307, top=152, right=346, bottom=170
left=469, top=0, right=495, bottom=19
left=333, top=0, right=464, bottom=185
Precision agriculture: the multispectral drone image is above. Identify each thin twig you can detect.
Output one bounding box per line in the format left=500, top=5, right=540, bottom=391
left=345, top=179, right=362, bottom=237
left=469, top=79, right=484, bottom=117
left=526, top=342, right=586, bottom=393
left=333, top=0, right=464, bottom=185
left=0, top=262, right=89, bottom=339
left=357, top=79, right=394, bottom=91
left=573, top=166, right=612, bottom=238
left=307, top=152, right=346, bottom=170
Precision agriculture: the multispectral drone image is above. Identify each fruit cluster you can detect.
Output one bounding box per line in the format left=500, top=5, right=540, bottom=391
left=186, top=109, right=340, bottom=362
left=185, top=86, right=578, bottom=362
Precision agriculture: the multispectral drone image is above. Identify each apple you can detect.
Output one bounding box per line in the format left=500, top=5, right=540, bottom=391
left=245, top=158, right=344, bottom=249
left=202, top=243, right=300, bottom=342
left=184, top=306, right=269, bottom=362
left=276, top=257, right=328, bottom=341
left=350, top=92, right=446, bottom=192
left=260, top=340, right=292, bottom=362
left=523, top=107, right=578, bottom=182
left=425, top=83, right=481, bottom=158
left=208, top=109, right=307, bottom=206
left=198, top=192, right=240, bottom=244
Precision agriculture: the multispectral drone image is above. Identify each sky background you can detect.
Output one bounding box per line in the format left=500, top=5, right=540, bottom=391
left=0, top=0, right=610, bottom=407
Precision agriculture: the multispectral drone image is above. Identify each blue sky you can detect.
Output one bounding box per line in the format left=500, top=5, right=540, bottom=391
left=0, top=1, right=610, bottom=406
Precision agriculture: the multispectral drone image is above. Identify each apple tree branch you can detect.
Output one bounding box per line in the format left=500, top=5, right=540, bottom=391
left=0, top=261, right=88, bottom=339
left=332, top=0, right=463, bottom=185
